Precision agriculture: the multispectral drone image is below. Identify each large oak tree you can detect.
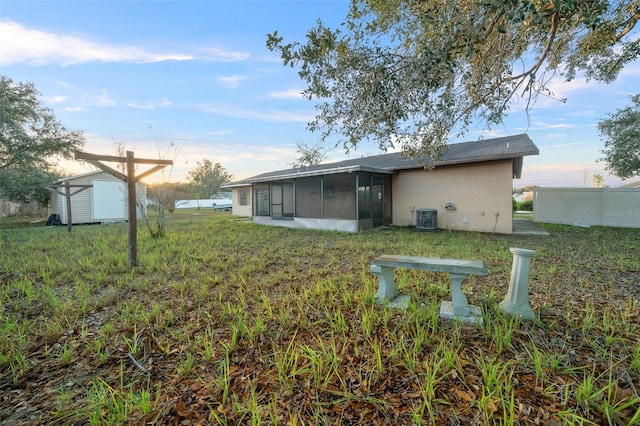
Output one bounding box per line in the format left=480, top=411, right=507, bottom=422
left=267, top=0, right=640, bottom=160
left=0, top=76, right=85, bottom=204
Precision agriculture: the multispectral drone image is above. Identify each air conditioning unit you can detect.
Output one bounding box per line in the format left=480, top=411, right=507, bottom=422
left=416, top=208, right=437, bottom=231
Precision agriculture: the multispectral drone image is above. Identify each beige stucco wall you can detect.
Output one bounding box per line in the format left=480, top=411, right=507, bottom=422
left=392, top=160, right=514, bottom=233
left=231, top=186, right=252, bottom=217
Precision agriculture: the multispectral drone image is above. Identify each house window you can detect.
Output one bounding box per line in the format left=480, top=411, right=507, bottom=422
left=239, top=189, right=248, bottom=206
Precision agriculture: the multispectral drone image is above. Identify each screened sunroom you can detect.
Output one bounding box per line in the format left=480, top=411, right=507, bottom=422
left=250, top=167, right=393, bottom=233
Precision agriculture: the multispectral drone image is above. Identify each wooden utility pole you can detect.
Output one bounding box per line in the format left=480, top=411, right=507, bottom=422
left=75, top=150, right=173, bottom=268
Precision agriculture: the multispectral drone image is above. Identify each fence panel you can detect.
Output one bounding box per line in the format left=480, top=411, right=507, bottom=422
left=534, top=188, right=640, bottom=228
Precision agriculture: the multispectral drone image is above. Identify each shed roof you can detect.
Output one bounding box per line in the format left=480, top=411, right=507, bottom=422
left=225, top=133, right=538, bottom=186
left=55, top=170, right=106, bottom=183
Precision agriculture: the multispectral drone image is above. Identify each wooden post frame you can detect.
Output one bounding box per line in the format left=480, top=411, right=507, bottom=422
left=44, top=181, right=92, bottom=233
left=74, top=150, right=173, bottom=268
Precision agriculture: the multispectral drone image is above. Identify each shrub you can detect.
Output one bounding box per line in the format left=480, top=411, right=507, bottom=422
left=519, top=200, right=533, bottom=211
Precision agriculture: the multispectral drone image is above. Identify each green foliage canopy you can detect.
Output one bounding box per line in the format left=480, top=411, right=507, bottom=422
left=267, top=0, right=640, bottom=160
left=0, top=76, right=85, bottom=204
left=187, top=159, right=233, bottom=199
left=291, top=140, right=328, bottom=168
left=598, top=93, right=640, bottom=179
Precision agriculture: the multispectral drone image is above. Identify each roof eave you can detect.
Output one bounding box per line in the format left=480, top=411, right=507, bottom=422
left=246, top=165, right=396, bottom=183
left=221, top=182, right=251, bottom=188
left=56, top=170, right=105, bottom=183
left=389, top=150, right=540, bottom=172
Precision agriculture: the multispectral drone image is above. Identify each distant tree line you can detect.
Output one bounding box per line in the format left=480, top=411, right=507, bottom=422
left=145, top=160, right=232, bottom=213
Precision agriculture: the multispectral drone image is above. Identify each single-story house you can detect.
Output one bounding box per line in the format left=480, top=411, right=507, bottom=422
left=223, top=134, right=539, bottom=234
left=49, top=170, right=146, bottom=225
left=619, top=180, right=640, bottom=189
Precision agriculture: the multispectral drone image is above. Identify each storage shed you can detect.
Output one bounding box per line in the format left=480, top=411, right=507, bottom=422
left=49, top=170, right=146, bottom=225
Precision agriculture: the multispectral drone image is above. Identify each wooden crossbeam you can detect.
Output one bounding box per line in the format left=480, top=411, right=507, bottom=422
left=45, top=184, right=92, bottom=197
left=44, top=182, right=93, bottom=233
left=74, top=150, right=173, bottom=268
left=75, top=151, right=173, bottom=165
left=82, top=159, right=127, bottom=182
left=135, top=165, right=167, bottom=182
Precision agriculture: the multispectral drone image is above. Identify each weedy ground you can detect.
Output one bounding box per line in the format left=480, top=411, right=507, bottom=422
left=0, top=210, right=638, bottom=425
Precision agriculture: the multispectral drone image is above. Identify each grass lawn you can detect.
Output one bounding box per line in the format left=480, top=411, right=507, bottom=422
left=1, top=210, right=639, bottom=425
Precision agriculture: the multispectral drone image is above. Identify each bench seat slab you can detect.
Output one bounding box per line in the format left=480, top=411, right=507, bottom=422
left=372, top=255, right=487, bottom=276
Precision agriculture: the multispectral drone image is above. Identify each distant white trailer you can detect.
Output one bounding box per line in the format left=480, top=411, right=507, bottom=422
left=175, top=199, right=233, bottom=210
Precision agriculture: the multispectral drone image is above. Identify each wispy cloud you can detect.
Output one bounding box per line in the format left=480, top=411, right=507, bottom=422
left=268, top=89, right=304, bottom=99
left=209, top=130, right=232, bottom=136
left=201, top=47, right=250, bottom=62
left=95, top=89, right=116, bottom=106
left=198, top=104, right=313, bottom=122
left=217, top=75, right=247, bottom=89
left=545, top=75, right=592, bottom=98
left=167, top=142, right=298, bottom=181
left=43, top=95, right=67, bottom=104
left=539, top=141, right=589, bottom=150
left=48, top=81, right=117, bottom=109
left=532, top=122, right=574, bottom=129
left=64, top=106, right=85, bottom=112
left=127, top=98, right=172, bottom=109
left=0, top=20, right=248, bottom=66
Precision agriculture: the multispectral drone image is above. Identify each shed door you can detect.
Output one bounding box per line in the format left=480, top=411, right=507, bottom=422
left=92, top=180, right=125, bottom=220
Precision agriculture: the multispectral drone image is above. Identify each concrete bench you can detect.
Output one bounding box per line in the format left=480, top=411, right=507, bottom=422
left=370, top=254, right=488, bottom=322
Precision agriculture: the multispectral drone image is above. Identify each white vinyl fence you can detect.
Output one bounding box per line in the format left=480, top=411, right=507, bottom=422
left=0, top=199, right=19, bottom=216
left=533, top=187, right=640, bottom=228
left=175, top=199, right=233, bottom=209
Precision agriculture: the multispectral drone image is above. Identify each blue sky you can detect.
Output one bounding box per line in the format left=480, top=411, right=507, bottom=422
left=1, top=0, right=638, bottom=188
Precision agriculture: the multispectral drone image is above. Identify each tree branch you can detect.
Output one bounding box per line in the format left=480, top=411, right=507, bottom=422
left=614, top=12, right=640, bottom=43
left=510, top=12, right=559, bottom=81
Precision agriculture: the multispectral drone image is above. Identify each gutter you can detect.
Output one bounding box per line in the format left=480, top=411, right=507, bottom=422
left=246, top=165, right=396, bottom=184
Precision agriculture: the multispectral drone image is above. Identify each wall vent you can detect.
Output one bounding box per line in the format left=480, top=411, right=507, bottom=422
left=416, top=208, right=437, bottom=231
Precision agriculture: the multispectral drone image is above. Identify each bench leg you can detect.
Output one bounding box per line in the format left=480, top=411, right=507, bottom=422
left=449, top=273, right=471, bottom=316
left=371, top=265, right=411, bottom=308
left=371, top=265, right=397, bottom=302
left=440, top=273, right=483, bottom=325
left=440, top=273, right=482, bottom=324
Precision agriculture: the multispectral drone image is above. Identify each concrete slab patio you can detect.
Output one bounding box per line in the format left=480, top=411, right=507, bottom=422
left=512, top=218, right=550, bottom=236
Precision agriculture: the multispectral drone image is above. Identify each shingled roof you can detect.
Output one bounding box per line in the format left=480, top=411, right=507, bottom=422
left=225, top=134, right=538, bottom=186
